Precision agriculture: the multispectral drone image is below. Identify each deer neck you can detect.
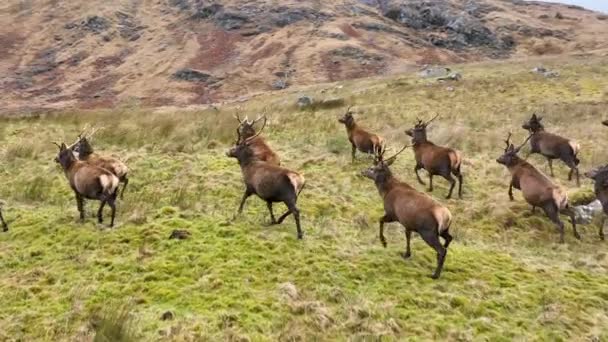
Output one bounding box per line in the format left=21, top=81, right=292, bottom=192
left=375, top=174, right=400, bottom=197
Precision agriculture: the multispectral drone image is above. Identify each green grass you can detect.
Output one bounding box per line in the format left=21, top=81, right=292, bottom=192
left=2, top=56, right=608, bottom=341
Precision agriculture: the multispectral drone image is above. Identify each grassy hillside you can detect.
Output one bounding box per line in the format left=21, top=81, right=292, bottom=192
left=1, top=56, right=608, bottom=341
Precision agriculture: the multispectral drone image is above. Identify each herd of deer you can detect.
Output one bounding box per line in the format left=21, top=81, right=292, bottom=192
left=0, top=110, right=607, bottom=279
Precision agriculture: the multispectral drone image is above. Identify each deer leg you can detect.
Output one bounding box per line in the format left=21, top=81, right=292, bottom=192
left=237, top=189, right=253, bottom=215
left=75, top=192, right=85, bottom=221
left=547, top=158, right=554, bottom=177
left=107, top=195, right=117, bottom=228
left=562, top=206, right=580, bottom=240
left=600, top=216, right=606, bottom=241
left=444, top=173, right=456, bottom=199
left=428, top=174, right=434, bottom=192
left=508, top=182, right=514, bottom=201
left=378, top=214, right=395, bottom=248
left=453, top=168, right=463, bottom=199
left=542, top=202, right=565, bottom=243
left=97, top=198, right=107, bottom=224
left=402, top=229, right=412, bottom=259
left=0, top=209, right=8, bottom=232
left=266, top=201, right=278, bottom=225
left=531, top=205, right=537, bottom=214
left=419, top=228, right=447, bottom=279
left=440, top=229, right=453, bottom=249
left=351, top=144, right=356, bottom=163
left=120, top=176, right=129, bottom=199
left=415, top=164, right=426, bottom=185
left=565, top=159, right=580, bottom=186
left=286, top=200, right=303, bottom=240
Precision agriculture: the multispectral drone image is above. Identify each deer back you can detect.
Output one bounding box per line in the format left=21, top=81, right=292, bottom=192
left=69, top=162, right=120, bottom=199
left=247, top=137, right=280, bottom=165
left=531, top=131, right=578, bottom=157
left=242, top=161, right=301, bottom=199
left=82, top=153, right=128, bottom=178
left=512, top=162, right=567, bottom=208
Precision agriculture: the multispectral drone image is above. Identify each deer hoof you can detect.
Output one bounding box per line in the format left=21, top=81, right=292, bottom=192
left=401, top=252, right=411, bottom=259
left=297, top=233, right=303, bottom=240
left=574, top=233, right=582, bottom=240
left=430, top=273, right=440, bottom=280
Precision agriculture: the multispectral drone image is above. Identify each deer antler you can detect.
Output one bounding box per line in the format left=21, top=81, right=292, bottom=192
left=504, top=132, right=513, bottom=150
left=515, top=134, right=532, bottom=153
left=384, top=143, right=410, bottom=162
left=425, top=113, right=440, bottom=126
left=52, top=141, right=63, bottom=149
left=244, top=116, right=267, bottom=144
left=346, top=105, right=353, bottom=114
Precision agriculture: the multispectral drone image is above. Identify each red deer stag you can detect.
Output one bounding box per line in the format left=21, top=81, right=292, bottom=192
left=362, top=145, right=454, bottom=279
left=405, top=114, right=463, bottom=199
left=235, top=113, right=280, bottom=165
left=227, top=125, right=306, bottom=239
left=585, top=165, right=608, bottom=240
left=54, top=142, right=120, bottom=227
left=522, top=113, right=580, bottom=185
left=338, top=106, right=385, bottom=163
left=496, top=133, right=579, bottom=243
left=70, top=127, right=129, bottom=199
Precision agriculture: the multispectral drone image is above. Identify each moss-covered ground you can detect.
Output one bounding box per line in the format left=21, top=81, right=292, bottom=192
left=1, top=56, right=608, bottom=341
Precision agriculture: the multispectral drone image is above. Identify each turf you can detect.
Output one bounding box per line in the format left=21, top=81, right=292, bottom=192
left=1, top=56, right=608, bottom=341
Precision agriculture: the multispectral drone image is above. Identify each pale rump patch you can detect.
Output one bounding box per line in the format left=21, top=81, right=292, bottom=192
left=374, top=136, right=385, bottom=154
left=287, top=172, right=305, bottom=195
left=552, top=188, right=569, bottom=210
left=568, top=141, right=580, bottom=156
left=110, top=161, right=129, bottom=177
left=432, top=206, right=452, bottom=233
left=99, top=174, right=119, bottom=193
left=448, top=150, right=462, bottom=169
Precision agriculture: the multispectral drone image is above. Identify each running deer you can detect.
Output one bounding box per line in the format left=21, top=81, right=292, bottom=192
left=404, top=114, right=463, bottom=199
left=227, top=125, right=305, bottom=239
left=521, top=113, right=581, bottom=186
left=338, top=106, right=385, bottom=163
left=70, top=127, right=129, bottom=199
left=234, top=113, right=280, bottom=165
left=585, top=165, right=608, bottom=240
left=496, top=133, right=579, bottom=243
left=0, top=205, right=8, bottom=232
left=361, top=145, right=454, bottom=279
left=54, top=142, right=120, bottom=227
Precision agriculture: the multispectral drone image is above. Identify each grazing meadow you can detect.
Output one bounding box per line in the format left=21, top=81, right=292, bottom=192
left=1, top=56, right=608, bottom=341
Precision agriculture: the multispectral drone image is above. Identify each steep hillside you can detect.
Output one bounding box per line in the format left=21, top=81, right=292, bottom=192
left=2, top=0, right=608, bottom=111
left=1, top=56, right=608, bottom=340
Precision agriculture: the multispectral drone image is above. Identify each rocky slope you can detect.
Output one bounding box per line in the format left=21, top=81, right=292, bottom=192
left=1, top=0, right=607, bottom=111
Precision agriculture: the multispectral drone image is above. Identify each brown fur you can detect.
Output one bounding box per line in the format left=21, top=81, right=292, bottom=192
left=362, top=146, right=453, bottom=279
left=228, top=128, right=305, bottom=239
left=72, top=136, right=129, bottom=199
left=522, top=113, right=580, bottom=185
left=236, top=116, right=281, bottom=165
left=497, top=133, right=578, bottom=243
left=55, top=143, right=120, bottom=227
left=338, top=108, right=385, bottom=163
left=405, top=116, right=464, bottom=199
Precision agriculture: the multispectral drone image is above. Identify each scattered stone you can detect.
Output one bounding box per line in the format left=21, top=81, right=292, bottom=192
left=574, top=200, right=603, bottom=224
left=531, top=66, right=559, bottom=78
left=438, top=72, right=462, bottom=82
left=160, top=310, right=174, bottom=321
left=446, top=86, right=455, bottom=92
left=82, top=16, right=111, bottom=34
left=297, top=95, right=313, bottom=109
left=172, top=68, right=221, bottom=84
left=418, top=66, right=451, bottom=78
left=169, top=230, right=191, bottom=240
left=278, top=282, right=299, bottom=300
left=271, top=78, right=288, bottom=90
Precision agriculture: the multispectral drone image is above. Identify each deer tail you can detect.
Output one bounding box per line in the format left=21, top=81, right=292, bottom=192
left=433, top=206, right=453, bottom=233
left=448, top=149, right=462, bottom=171
left=568, top=141, right=580, bottom=165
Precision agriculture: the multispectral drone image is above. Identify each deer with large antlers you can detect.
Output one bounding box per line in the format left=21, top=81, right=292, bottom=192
left=227, top=123, right=306, bottom=239
left=497, top=133, right=579, bottom=243
left=69, top=127, right=129, bottom=199
left=405, top=114, right=463, bottom=199
left=235, top=112, right=280, bottom=165
left=54, top=142, right=120, bottom=227
left=338, top=106, right=385, bottom=163
left=521, top=113, right=581, bottom=186
left=361, top=145, right=454, bottom=279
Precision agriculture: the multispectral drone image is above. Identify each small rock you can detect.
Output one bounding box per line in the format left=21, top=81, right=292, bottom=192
left=272, top=78, right=288, bottom=90
left=278, top=282, right=298, bottom=300
left=418, top=66, right=451, bottom=78
left=297, top=95, right=313, bottom=109
left=574, top=200, right=603, bottom=224
left=161, top=310, right=174, bottom=321
left=172, top=68, right=221, bottom=84
left=446, top=86, right=455, bottom=92
left=169, top=230, right=191, bottom=240
left=438, top=72, right=462, bottom=82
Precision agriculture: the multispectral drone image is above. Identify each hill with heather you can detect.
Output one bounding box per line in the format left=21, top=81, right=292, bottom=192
left=2, top=0, right=608, bottom=112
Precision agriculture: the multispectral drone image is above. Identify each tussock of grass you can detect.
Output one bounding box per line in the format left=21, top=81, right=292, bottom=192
left=1, top=56, right=608, bottom=340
